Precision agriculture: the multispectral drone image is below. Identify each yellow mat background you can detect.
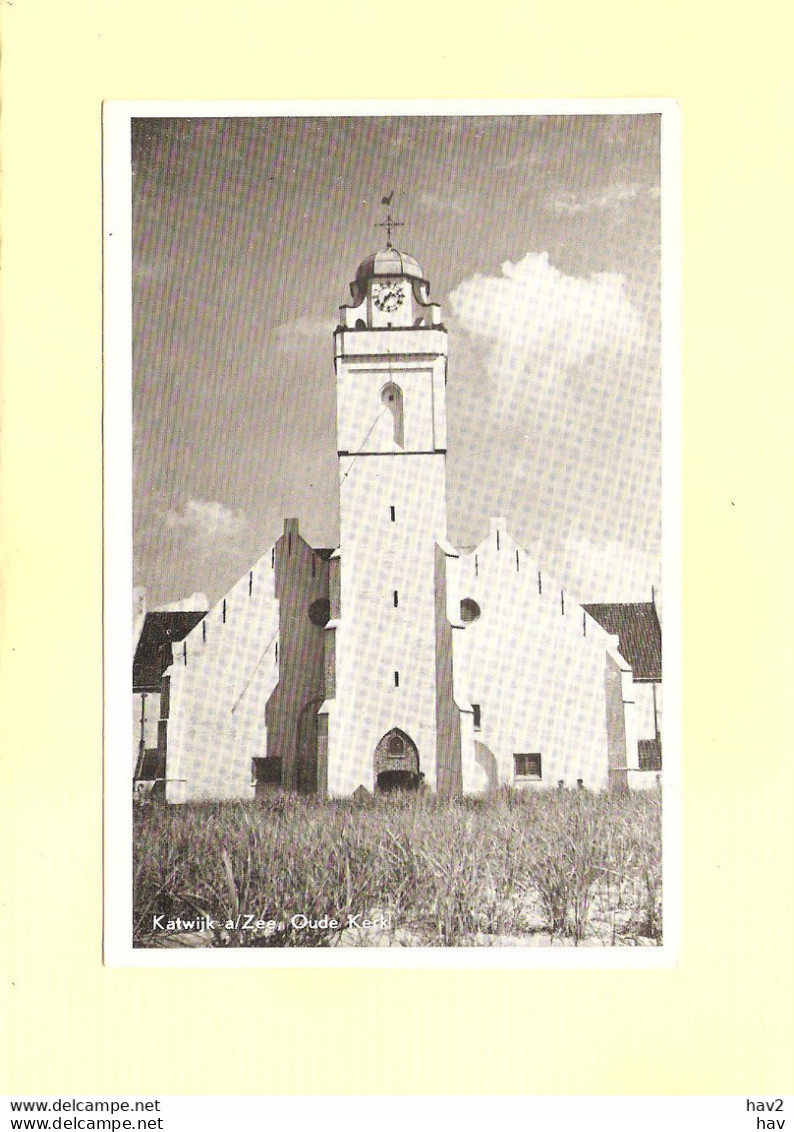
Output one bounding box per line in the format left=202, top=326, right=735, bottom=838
left=2, top=0, right=792, bottom=1095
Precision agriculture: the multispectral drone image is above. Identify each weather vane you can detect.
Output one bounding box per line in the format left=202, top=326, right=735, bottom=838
left=376, top=190, right=403, bottom=248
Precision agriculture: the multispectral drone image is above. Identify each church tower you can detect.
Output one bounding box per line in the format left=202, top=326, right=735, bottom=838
left=317, top=230, right=474, bottom=798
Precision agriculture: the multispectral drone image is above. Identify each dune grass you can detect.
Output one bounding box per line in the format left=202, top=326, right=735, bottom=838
left=133, top=787, right=662, bottom=948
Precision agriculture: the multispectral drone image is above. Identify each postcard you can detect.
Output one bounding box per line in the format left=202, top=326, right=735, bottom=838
left=103, top=100, right=680, bottom=965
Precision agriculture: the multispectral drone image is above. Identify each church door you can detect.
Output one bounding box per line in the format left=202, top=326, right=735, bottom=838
left=374, top=728, right=420, bottom=792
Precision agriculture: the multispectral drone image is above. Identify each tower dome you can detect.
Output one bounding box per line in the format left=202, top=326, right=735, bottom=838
left=356, top=246, right=425, bottom=284
left=350, top=246, right=428, bottom=303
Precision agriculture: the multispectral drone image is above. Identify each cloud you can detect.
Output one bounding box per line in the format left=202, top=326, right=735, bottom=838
left=447, top=252, right=647, bottom=426
left=444, top=252, right=660, bottom=581
left=274, top=316, right=337, bottom=352
left=549, top=181, right=660, bottom=215
left=164, top=499, right=247, bottom=542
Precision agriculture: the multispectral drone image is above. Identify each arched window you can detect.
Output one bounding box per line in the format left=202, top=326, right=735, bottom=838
left=381, top=382, right=404, bottom=447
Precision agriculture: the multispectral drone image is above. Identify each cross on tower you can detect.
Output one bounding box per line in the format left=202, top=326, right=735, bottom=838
left=376, top=211, right=404, bottom=249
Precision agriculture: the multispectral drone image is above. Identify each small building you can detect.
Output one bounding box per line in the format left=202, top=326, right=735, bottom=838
left=583, top=601, right=663, bottom=787
left=132, top=611, right=206, bottom=794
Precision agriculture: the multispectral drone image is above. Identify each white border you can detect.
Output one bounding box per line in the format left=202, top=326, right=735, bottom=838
left=103, top=98, right=681, bottom=968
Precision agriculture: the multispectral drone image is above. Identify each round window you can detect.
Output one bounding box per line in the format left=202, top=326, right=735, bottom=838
left=308, top=598, right=331, bottom=627
left=460, top=598, right=481, bottom=624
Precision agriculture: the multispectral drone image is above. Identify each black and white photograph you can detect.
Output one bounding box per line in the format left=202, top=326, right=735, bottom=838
left=105, top=102, right=678, bottom=959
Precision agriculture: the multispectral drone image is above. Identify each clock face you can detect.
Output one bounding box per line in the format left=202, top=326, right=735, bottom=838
left=373, top=281, right=405, bottom=313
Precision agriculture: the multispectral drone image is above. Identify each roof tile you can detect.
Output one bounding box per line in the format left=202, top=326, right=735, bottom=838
left=583, top=601, right=662, bottom=681
left=133, top=611, right=206, bottom=691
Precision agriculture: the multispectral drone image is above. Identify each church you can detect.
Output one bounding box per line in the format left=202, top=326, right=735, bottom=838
left=134, top=234, right=662, bottom=802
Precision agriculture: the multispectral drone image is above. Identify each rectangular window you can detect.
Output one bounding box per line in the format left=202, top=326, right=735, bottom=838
left=472, top=703, right=481, bottom=730
left=390, top=505, right=396, bottom=522
left=251, top=757, right=282, bottom=787
left=638, top=739, right=662, bottom=771
left=393, top=590, right=399, bottom=607
left=394, top=670, right=400, bottom=688
left=514, top=753, right=542, bottom=780
left=249, top=571, right=253, bottom=595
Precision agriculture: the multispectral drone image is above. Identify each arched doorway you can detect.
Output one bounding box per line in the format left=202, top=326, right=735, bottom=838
left=296, top=697, right=323, bottom=794
left=374, top=728, right=420, bottom=792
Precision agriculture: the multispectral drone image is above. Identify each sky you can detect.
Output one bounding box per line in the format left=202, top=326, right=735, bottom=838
left=132, top=113, right=661, bottom=610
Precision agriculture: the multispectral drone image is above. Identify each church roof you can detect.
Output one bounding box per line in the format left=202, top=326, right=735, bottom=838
left=133, top=611, right=206, bottom=691
left=355, top=246, right=425, bottom=284
left=582, top=602, right=662, bottom=681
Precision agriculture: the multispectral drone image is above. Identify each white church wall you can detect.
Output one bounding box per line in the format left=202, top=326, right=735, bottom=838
left=626, top=769, right=661, bottom=791
left=329, top=453, right=449, bottom=794
left=336, top=327, right=447, bottom=357
left=434, top=540, right=474, bottom=797
left=335, top=353, right=446, bottom=455
left=634, top=681, right=660, bottom=740
left=163, top=545, right=281, bottom=803
left=626, top=680, right=661, bottom=790
left=336, top=364, right=436, bottom=453
left=459, top=520, right=624, bottom=792
left=605, top=648, right=636, bottom=790
left=431, top=357, right=448, bottom=450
